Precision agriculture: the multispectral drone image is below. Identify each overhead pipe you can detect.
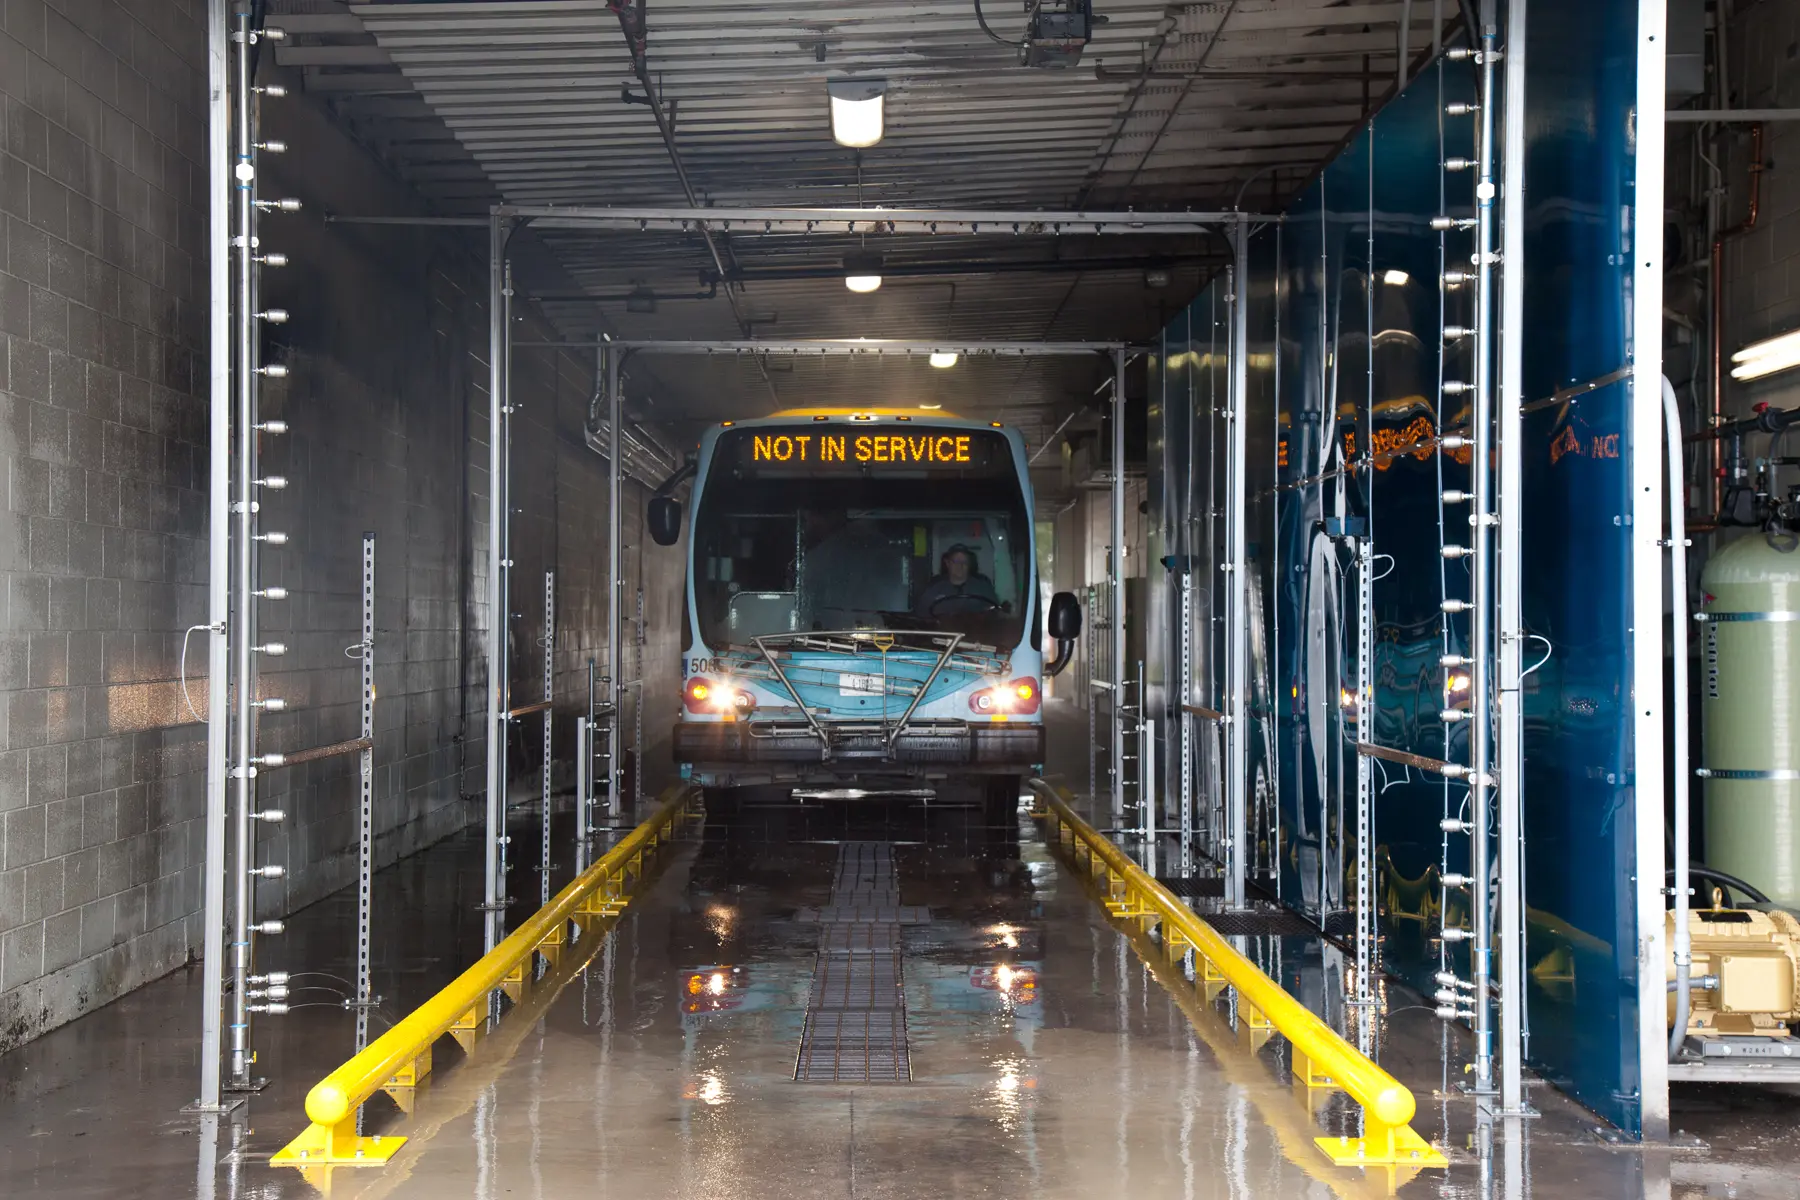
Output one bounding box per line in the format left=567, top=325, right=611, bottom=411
left=608, top=0, right=778, bottom=405
left=1709, top=122, right=1764, bottom=517
left=701, top=255, right=1217, bottom=286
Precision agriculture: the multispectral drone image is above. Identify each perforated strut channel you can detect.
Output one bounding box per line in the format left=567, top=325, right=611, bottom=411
left=1029, top=780, right=1448, bottom=1170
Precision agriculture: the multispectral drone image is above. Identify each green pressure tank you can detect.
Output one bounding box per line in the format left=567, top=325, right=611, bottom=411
left=1700, top=531, right=1800, bottom=906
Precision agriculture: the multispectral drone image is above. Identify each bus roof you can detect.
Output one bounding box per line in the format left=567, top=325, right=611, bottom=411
left=719, top=408, right=1009, bottom=427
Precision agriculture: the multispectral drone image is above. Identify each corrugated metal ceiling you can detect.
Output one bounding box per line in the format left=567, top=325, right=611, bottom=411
left=272, top=0, right=1445, bottom=482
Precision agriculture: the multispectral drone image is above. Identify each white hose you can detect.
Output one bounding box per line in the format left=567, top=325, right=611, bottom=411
left=1664, top=374, right=1693, bottom=1061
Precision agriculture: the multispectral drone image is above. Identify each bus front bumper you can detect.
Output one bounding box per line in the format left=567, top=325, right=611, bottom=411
left=674, top=719, right=1043, bottom=767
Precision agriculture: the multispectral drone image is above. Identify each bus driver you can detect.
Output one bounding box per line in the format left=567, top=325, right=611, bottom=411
left=915, top=544, right=1000, bottom=618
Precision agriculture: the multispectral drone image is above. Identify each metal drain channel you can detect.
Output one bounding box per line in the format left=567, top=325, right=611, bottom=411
left=794, top=841, right=914, bottom=1083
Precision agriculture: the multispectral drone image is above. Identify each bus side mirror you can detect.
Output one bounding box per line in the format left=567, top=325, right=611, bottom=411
left=1048, top=591, right=1082, bottom=640
left=647, top=496, right=682, bottom=546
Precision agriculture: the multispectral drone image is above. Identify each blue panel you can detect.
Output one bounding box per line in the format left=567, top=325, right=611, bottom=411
left=1147, top=0, right=1649, bottom=1135
left=1515, top=0, right=1644, bottom=1134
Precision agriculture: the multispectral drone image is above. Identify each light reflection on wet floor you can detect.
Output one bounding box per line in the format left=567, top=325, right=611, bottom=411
left=5, top=792, right=1800, bottom=1198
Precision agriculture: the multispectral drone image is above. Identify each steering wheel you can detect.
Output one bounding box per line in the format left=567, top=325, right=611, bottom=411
left=929, top=593, right=1006, bottom=616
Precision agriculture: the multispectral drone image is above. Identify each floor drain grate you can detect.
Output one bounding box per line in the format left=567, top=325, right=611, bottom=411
left=797, top=904, right=931, bottom=924
left=809, top=952, right=904, bottom=1009
left=820, top=923, right=903, bottom=955
left=1157, top=876, right=1227, bottom=898
left=1200, top=909, right=1320, bottom=937
left=793, top=841, right=915, bottom=1084
left=795, top=1009, right=910, bottom=1083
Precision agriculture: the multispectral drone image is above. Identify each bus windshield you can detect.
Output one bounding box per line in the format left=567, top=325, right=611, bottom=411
left=691, top=426, right=1031, bottom=650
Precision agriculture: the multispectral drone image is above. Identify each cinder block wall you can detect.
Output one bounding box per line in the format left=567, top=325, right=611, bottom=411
left=0, top=0, right=664, bottom=1050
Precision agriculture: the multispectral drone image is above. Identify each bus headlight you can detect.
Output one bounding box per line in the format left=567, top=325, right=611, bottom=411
left=685, top=677, right=757, bottom=714
left=969, top=677, right=1040, bottom=716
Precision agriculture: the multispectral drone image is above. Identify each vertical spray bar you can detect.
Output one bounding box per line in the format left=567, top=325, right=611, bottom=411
left=1468, top=2, right=1502, bottom=1094
left=497, top=258, right=515, bottom=914
left=354, top=534, right=376, bottom=1054
left=483, top=215, right=511, bottom=955
left=1110, top=348, right=1127, bottom=824
left=540, top=571, right=555, bottom=906
left=1225, top=222, right=1251, bottom=908
left=198, top=0, right=231, bottom=1112
left=227, top=1, right=257, bottom=1090
left=606, top=350, right=624, bottom=818
left=1496, top=0, right=1530, bottom=1113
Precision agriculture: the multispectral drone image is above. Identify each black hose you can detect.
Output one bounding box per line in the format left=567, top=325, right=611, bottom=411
left=1666, top=864, right=1772, bottom=907
left=974, top=0, right=1026, bottom=48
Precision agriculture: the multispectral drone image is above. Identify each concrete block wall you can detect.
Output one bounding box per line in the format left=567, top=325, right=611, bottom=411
left=0, top=0, right=676, bottom=1050
left=0, top=0, right=214, bottom=1047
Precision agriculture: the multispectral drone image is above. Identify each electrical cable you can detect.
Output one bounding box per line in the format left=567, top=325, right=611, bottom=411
left=180, top=624, right=212, bottom=722
left=973, top=0, right=1027, bottom=47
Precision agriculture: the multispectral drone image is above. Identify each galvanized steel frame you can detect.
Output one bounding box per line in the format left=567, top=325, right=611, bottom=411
left=196, top=0, right=232, bottom=1115
left=477, top=202, right=1251, bottom=1042
left=1631, top=0, right=1672, bottom=1141
left=1495, top=0, right=1530, bottom=1116
left=1223, top=223, right=1251, bottom=909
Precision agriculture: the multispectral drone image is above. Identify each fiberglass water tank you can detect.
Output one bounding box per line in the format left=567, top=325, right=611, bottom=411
left=1699, top=531, right=1800, bottom=906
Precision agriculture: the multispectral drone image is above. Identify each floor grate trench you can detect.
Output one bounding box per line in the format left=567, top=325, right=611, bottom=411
left=794, top=841, right=915, bottom=1083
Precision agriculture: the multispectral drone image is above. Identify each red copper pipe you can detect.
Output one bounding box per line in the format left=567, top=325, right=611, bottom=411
left=1711, top=122, right=1765, bottom=517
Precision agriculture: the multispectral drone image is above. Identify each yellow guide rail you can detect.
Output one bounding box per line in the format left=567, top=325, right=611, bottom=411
left=1030, top=780, right=1448, bottom=1170
left=272, top=785, right=699, bottom=1169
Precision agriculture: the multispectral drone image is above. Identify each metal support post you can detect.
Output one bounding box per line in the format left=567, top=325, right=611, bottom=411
left=482, top=215, right=513, bottom=954
left=1224, top=223, right=1251, bottom=908
left=227, top=0, right=259, bottom=1091
left=1468, top=1, right=1501, bottom=1096
left=197, top=0, right=231, bottom=1113
left=354, top=534, right=376, bottom=1054
left=540, top=571, right=555, bottom=906
left=606, top=349, right=624, bottom=818
left=1496, top=0, right=1530, bottom=1114
left=1109, top=349, right=1127, bottom=825
left=1630, top=0, right=1672, bottom=1141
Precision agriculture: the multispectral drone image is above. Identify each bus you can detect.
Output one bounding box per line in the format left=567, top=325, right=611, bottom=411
left=647, top=408, right=1082, bottom=827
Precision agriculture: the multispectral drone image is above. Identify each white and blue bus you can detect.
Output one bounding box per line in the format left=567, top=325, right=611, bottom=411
left=647, top=408, right=1082, bottom=824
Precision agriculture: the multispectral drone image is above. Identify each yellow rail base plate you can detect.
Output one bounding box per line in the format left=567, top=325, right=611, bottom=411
left=1315, top=1121, right=1449, bottom=1168
left=271, top=1121, right=407, bottom=1167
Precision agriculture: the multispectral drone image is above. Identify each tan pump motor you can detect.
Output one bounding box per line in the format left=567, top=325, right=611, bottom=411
left=1667, top=903, right=1800, bottom=1045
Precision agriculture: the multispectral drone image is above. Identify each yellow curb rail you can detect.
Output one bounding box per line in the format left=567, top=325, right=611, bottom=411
left=271, top=785, right=699, bottom=1169
left=1029, top=779, right=1448, bottom=1171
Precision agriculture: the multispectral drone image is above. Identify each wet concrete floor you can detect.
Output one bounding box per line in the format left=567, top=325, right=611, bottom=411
left=5, top=753, right=1800, bottom=1195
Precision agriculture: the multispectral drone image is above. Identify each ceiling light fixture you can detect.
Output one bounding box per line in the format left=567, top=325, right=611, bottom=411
left=1382, top=269, right=1410, bottom=286
left=843, top=252, right=884, bottom=294
left=1731, top=328, right=1800, bottom=381
left=929, top=352, right=958, bottom=368
left=919, top=403, right=943, bottom=410
left=828, top=78, right=887, bottom=148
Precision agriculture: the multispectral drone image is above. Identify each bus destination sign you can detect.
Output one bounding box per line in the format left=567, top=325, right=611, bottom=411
left=750, top=431, right=974, bottom=466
